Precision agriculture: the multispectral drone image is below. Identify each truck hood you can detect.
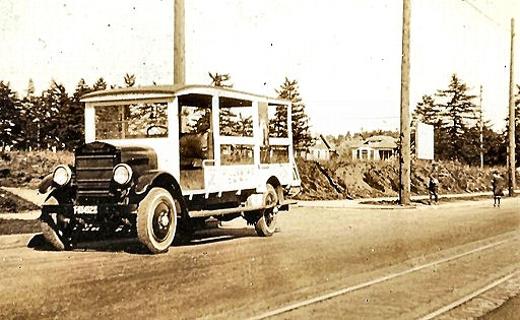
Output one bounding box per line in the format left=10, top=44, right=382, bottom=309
left=119, top=145, right=158, bottom=176
left=75, top=142, right=158, bottom=177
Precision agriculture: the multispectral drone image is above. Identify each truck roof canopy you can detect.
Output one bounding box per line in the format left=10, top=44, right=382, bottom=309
left=81, top=84, right=290, bottom=105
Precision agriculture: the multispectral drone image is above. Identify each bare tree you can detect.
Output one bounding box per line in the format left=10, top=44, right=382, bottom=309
left=209, top=72, right=232, bottom=88
left=124, top=73, right=136, bottom=87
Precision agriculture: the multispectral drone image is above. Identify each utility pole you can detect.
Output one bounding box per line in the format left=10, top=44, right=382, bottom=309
left=508, top=18, right=516, bottom=197
left=479, top=85, right=484, bottom=169
left=174, top=0, right=186, bottom=85
left=399, top=0, right=411, bottom=205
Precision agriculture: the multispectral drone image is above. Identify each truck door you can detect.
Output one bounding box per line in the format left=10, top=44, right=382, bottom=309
left=178, top=94, right=213, bottom=190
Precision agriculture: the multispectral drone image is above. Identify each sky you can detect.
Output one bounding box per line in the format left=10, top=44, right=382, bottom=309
left=1, top=0, right=519, bottom=135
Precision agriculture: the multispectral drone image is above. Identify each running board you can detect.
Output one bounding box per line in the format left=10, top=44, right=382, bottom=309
left=282, top=199, right=297, bottom=205
left=188, top=200, right=296, bottom=219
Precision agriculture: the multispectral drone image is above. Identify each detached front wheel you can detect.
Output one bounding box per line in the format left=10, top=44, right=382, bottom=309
left=254, top=184, right=279, bottom=237
left=40, top=197, right=72, bottom=251
left=137, top=188, right=178, bottom=254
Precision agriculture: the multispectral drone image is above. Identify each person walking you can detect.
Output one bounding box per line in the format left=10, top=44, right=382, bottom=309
left=491, top=171, right=504, bottom=207
left=428, top=175, right=439, bottom=205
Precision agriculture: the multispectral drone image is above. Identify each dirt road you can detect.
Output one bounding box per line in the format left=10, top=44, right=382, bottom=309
left=1, top=200, right=519, bottom=319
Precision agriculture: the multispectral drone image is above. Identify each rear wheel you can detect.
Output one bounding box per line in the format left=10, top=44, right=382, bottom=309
left=254, top=184, right=279, bottom=237
left=137, top=188, right=177, bottom=254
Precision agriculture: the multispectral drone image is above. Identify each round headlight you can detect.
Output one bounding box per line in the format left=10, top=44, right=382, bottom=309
left=113, top=164, right=133, bottom=185
left=53, top=165, right=72, bottom=186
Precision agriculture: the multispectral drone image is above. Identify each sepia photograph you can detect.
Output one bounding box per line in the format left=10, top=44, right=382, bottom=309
left=1, top=0, right=520, bottom=319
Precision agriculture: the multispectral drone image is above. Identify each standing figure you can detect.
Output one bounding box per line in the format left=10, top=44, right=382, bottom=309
left=491, top=171, right=504, bottom=207
left=428, top=175, right=439, bottom=205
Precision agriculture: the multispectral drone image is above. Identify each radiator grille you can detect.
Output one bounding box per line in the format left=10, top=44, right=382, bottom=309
left=75, top=154, right=117, bottom=203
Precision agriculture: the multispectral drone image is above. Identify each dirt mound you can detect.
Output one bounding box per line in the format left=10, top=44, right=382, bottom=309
left=296, top=160, right=348, bottom=200
left=0, top=151, right=514, bottom=202
left=296, top=158, right=514, bottom=200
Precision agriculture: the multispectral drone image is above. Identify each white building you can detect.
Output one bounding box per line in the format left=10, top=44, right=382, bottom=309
left=351, top=135, right=397, bottom=161
left=296, top=135, right=337, bottom=161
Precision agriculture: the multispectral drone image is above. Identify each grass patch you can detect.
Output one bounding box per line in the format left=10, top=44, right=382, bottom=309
left=0, top=219, right=40, bottom=235
left=0, top=150, right=73, bottom=188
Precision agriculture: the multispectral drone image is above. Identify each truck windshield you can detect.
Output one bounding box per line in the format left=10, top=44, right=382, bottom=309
left=95, top=102, right=168, bottom=139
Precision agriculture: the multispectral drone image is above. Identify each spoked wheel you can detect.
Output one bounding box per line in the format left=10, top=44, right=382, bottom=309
left=137, top=188, right=177, bottom=254
left=40, top=197, right=72, bottom=251
left=254, top=184, right=279, bottom=237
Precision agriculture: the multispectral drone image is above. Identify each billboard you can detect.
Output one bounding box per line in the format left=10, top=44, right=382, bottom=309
left=416, top=122, right=434, bottom=160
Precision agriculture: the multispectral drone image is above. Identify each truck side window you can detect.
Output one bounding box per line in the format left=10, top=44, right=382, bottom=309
left=218, top=97, right=253, bottom=137
left=218, top=97, right=254, bottom=165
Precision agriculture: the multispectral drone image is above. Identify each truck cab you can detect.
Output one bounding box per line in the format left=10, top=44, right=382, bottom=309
left=40, top=84, right=301, bottom=253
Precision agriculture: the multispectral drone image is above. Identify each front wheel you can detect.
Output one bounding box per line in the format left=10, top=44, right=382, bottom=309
left=254, top=184, right=279, bottom=237
left=137, top=188, right=178, bottom=254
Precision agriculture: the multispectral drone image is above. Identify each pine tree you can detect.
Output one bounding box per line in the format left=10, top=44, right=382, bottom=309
left=73, top=78, right=92, bottom=100
left=18, top=79, right=42, bottom=150
left=276, top=77, right=312, bottom=150
left=0, top=81, right=21, bottom=152
left=92, top=77, right=108, bottom=91
left=60, top=79, right=92, bottom=150
left=435, top=74, right=479, bottom=162
left=269, top=105, right=288, bottom=138
left=411, top=95, right=440, bottom=127
left=481, top=122, right=506, bottom=165
left=208, top=72, right=236, bottom=135
left=219, top=107, right=237, bottom=136
left=26, top=79, right=35, bottom=97
left=38, top=81, right=69, bottom=149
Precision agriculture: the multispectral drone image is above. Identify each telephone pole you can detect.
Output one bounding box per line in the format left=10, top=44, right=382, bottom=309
left=508, top=18, right=516, bottom=197
left=479, top=85, right=484, bottom=169
left=399, top=0, right=411, bottom=205
left=174, top=0, right=186, bottom=85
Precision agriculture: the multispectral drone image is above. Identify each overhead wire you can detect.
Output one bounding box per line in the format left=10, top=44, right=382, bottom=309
left=459, top=0, right=507, bottom=30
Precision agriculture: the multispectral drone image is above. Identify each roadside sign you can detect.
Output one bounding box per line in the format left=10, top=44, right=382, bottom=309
left=416, top=122, right=434, bottom=160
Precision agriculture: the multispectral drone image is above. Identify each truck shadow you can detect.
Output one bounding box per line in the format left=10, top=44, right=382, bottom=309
left=28, top=225, right=257, bottom=254
left=187, top=226, right=257, bottom=245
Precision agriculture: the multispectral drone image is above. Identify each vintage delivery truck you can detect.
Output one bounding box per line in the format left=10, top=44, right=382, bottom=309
left=39, top=85, right=301, bottom=253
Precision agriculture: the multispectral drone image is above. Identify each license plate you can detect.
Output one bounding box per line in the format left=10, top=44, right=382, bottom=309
left=74, top=205, right=98, bottom=215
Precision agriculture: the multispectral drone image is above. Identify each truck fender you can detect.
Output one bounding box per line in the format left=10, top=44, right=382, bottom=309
left=256, top=175, right=285, bottom=207
left=134, top=171, right=188, bottom=217
left=256, top=175, right=281, bottom=194
left=38, top=174, right=54, bottom=194
left=135, top=171, right=159, bottom=194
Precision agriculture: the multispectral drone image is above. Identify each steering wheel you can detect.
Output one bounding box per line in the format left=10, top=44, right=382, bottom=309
left=146, top=125, right=168, bottom=136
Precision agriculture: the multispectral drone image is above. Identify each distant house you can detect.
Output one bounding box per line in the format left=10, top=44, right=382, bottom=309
left=351, top=135, right=397, bottom=161
left=296, top=134, right=338, bottom=161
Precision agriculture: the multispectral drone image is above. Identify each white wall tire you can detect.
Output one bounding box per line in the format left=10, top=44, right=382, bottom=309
left=254, top=184, right=279, bottom=237
left=137, top=188, right=177, bottom=254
